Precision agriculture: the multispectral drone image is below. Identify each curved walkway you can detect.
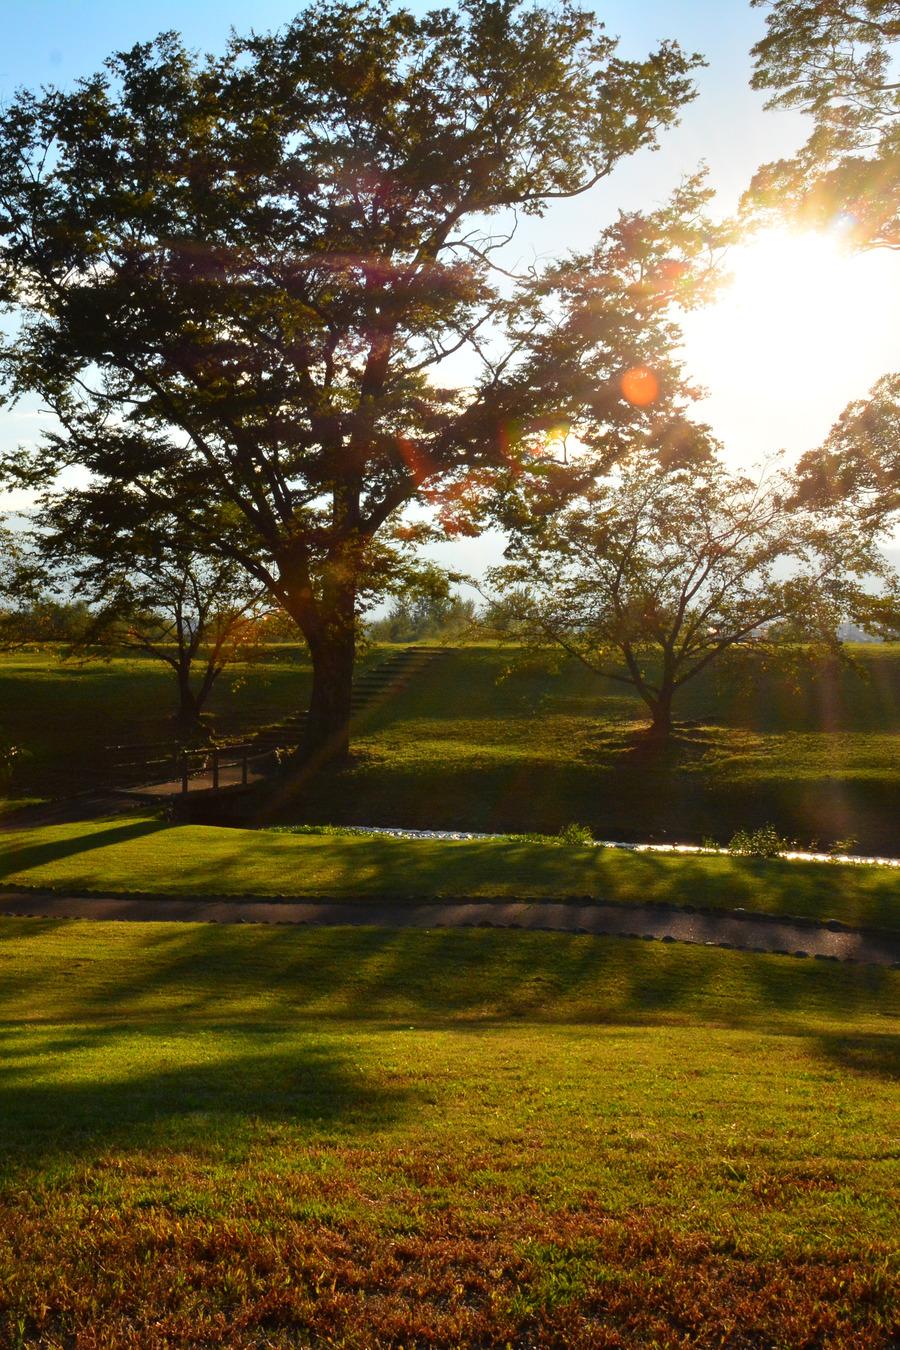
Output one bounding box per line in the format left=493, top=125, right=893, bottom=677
left=1, top=890, right=898, bottom=966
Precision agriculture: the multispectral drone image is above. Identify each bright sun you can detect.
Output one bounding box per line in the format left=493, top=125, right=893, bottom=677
left=680, top=228, right=900, bottom=465
left=721, top=230, right=852, bottom=362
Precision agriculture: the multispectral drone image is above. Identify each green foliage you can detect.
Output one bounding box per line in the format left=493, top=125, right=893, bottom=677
left=794, top=373, right=900, bottom=533
left=747, top=0, right=900, bottom=248
left=0, top=0, right=705, bottom=758
left=0, top=598, right=93, bottom=646
left=557, top=821, right=594, bottom=845
left=368, top=591, right=478, bottom=643
left=0, top=732, right=23, bottom=787
left=727, top=823, right=793, bottom=858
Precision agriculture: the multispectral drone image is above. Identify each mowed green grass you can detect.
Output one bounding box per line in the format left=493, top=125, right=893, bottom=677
left=2, top=814, right=899, bottom=930
left=0, top=920, right=897, bottom=1347
left=273, top=643, right=900, bottom=854
left=3, top=642, right=900, bottom=851
left=0, top=644, right=319, bottom=809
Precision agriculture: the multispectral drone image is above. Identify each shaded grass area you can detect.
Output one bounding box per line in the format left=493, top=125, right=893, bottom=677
left=3, top=643, right=900, bottom=852
left=0, top=920, right=897, bottom=1347
left=1, top=814, right=899, bottom=930
left=0, top=644, right=318, bottom=805
left=267, top=643, right=900, bottom=854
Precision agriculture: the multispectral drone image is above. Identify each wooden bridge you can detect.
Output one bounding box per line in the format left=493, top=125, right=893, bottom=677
left=113, top=645, right=453, bottom=800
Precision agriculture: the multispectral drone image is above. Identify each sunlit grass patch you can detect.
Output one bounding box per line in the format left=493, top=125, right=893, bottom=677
left=2, top=814, right=898, bottom=930
left=0, top=920, right=897, bottom=1346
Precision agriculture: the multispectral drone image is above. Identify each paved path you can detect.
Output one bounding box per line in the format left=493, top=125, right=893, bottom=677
left=1, top=890, right=897, bottom=966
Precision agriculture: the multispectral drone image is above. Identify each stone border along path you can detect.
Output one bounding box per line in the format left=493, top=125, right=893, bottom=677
left=1, top=889, right=898, bottom=967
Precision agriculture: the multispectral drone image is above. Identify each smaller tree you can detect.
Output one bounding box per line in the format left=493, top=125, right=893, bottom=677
left=92, top=555, right=270, bottom=740
left=490, top=449, right=888, bottom=738
left=35, top=506, right=271, bottom=738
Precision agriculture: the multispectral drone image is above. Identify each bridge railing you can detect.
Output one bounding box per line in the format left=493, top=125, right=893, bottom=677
left=106, top=739, right=276, bottom=794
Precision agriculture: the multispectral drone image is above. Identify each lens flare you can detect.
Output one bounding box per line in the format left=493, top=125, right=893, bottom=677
left=621, top=366, right=659, bottom=406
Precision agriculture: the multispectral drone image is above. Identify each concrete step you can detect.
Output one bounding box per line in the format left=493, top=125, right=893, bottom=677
left=236, top=645, right=448, bottom=756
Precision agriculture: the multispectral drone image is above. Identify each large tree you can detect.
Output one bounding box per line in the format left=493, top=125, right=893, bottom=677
left=746, top=0, right=900, bottom=248
left=490, top=448, right=887, bottom=738
left=0, top=0, right=707, bottom=763
left=794, top=371, right=900, bottom=523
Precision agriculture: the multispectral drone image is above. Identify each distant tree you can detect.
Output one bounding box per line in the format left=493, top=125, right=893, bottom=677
left=369, top=590, right=478, bottom=643
left=794, top=372, right=900, bottom=525
left=746, top=0, right=900, bottom=248
left=850, top=588, right=900, bottom=638
left=35, top=500, right=271, bottom=737
left=478, top=590, right=532, bottom=636
left=0, top=522, right=22, bottom=641
left=87, top=556, right=269, bottom=740
left=0, top=522, right=51, bottom=647
left=0, top=1, right=711, bottom=765
left=491, top=449, right=888, bottom=738
left=2, top=598, right=93, bottom=646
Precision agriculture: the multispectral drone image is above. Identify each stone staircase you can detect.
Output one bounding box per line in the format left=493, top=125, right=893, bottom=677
left=246, top=645, right=454, bottom=755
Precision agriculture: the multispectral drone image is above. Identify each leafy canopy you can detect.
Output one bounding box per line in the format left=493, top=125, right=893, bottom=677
left=490, top=448, right=888, bottom=733
left=0, top=0, right=702, bottom=628
left=747, top=0, right=900, bottom=248
left=794, top=371, right=900, bottom=524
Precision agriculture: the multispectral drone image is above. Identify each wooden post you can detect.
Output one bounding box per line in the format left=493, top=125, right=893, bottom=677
left=212, top=748, right=219, bottom=791
left=181, top=753, right=189, bottom=795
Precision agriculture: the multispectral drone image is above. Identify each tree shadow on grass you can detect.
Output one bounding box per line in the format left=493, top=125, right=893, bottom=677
left=814, top=1031, right=900, bottom=1080
left=0, top=916, right=896, bottom=1181
left=146, top=830, right=900, bottom=931
left=581, top=721, right=722, bottom=767
left=4, top=918, right=896, bottom=1068
left=0, top=818, right=168, bottom=880
left=0, top=1020, right=416, bottom=1164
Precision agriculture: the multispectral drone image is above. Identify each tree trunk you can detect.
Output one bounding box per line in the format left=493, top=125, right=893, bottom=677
left=648, top=685, right=674, bottom=740
left=301, top=578, right=356, bottom=765
left=174, top=670, right=205, bottom=743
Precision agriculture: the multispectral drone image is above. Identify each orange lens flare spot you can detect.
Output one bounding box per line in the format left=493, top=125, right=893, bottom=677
left=621, top=366, right=659, bottom=406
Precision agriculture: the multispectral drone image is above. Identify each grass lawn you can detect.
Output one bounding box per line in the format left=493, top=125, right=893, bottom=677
left=270, top=643, right=900, bottom=855
left=3, top=643, right=900, bottom=851
left=1, top=814, right=898, bottom=931
left=0, top=644, right=319, bottom=809
left=0, top=919, right=897, bottom=1347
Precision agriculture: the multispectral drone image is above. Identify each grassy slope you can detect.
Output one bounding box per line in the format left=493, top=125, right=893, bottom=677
left=3, top=643, right=900, bottom=849
left=1, top=920, right=897, bottom=1346
left=0, top=644, right=318, bottom=809
left=281, top=643, right=900, bottom=853
left=2, top=814, right=898, bottom=931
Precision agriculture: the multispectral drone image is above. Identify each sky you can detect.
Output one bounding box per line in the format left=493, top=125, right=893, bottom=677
left=2, top=0, right=899, bottom=579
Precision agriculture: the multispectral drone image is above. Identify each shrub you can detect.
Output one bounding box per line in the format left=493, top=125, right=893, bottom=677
left=0, top=735, right=24, bottom=788
left=558, top=822, right=595, bottom=846
left=727, top=824, right=793, bottom=859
